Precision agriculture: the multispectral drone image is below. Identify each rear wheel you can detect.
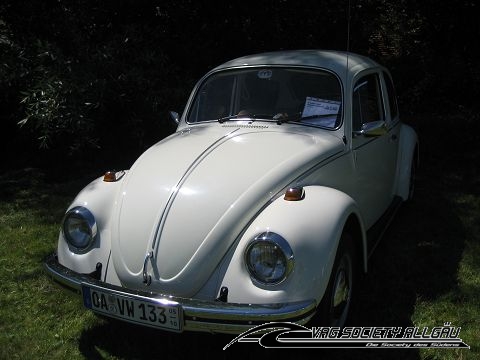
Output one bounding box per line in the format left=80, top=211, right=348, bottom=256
left=408, top=160, right=416, bottom=201
left=407, top=149, right=418, bottom=201
left=316, top=233, right=356, bottom=327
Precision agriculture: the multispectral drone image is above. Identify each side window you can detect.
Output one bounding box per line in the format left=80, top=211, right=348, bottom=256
left=352, top=73, right=385, bottom=131
left=383, top=71, right=398, bottom=120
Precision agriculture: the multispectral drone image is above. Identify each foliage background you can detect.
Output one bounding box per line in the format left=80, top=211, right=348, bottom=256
left=1, top=0, right=479, bottom=175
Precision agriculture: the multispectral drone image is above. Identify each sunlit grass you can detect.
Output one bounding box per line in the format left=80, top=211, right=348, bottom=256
left=411, top=191, right=480, bottom=359
left=0, top=170, right=95, bottom=360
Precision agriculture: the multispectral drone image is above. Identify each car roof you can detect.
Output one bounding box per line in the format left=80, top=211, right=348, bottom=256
left=211, top=50, right=383, bottom=80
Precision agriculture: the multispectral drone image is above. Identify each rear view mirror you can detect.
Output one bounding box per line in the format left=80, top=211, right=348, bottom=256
left=169, top=111, right=180, bottom=126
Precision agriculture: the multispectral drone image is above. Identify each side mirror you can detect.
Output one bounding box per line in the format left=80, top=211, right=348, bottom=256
left=353, top=120, right=387, bottom=137
left=169, top=111, right=180, bottom=126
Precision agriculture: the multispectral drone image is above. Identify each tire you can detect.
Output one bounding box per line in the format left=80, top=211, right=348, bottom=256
left=315, top=233, right=356, bottom=328
left=407, top=147, right=419, bottom=202
left=407, top=159, right=416, bottom=201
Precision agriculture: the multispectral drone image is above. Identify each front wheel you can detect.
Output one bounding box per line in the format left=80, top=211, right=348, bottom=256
left=315, top=233, right=356, bottom=328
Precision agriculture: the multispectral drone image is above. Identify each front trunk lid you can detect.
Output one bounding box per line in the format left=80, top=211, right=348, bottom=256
left=111, top=124, right=343, bottom=296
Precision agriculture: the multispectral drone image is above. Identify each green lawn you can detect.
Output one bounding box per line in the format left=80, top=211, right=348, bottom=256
left=1, top=146, right=478, bottom=359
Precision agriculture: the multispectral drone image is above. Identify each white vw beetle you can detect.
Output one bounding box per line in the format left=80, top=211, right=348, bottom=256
left=45, top=50, right=418, bottom=334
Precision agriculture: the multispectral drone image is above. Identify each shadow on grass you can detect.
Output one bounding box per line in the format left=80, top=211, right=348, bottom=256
left=76, top=164, right=466, bottom=360
left=352, top=169, right=466, bottom=321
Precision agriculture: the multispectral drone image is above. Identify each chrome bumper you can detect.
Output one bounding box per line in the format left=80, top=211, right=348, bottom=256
left=43, top=253, right=317, bottom=334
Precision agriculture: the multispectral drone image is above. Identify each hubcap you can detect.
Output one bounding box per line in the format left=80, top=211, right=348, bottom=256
left=331, top=255, right=352, bottom=324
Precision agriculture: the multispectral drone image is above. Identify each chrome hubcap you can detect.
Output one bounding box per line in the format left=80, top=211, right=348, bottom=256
left=333, top=270, right=349, bottom=308
left=331, top=256, right=351, bottom=322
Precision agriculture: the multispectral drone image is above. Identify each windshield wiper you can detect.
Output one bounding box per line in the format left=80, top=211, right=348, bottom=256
left=218, top=113, right=275, bottom=123
left=277, top=113, right=337, bottom=125
left=273, top=113, right=291, bottom=124
left=219, top=112, right=338, bottom=125
left=217, top=115, right=240, bottom=123
left=251, top=114, right=275, bottom=120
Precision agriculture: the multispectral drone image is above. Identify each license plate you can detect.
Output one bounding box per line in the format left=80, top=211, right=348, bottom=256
left=82, top=284, right=183, bottom=332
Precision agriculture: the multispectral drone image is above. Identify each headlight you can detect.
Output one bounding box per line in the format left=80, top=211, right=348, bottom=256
left=62, top=206, right=97, bottom=252
left=244, top=232, right=294, bottom=285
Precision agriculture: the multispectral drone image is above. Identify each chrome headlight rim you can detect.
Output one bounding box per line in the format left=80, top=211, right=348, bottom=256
left=244, top=231, right=294, bottom=286
left=62, top=206, right=97, bottom=253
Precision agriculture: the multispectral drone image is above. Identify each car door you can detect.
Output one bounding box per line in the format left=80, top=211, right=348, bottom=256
left=351, top=71, right=400, bottom=232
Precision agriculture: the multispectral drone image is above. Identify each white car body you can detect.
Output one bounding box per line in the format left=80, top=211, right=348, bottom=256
left=45, top=50, right=418, bottom=334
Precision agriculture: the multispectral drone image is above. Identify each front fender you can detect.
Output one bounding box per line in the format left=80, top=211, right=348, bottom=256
left=57, top=173, right=126, bottom=283
left=217, top=186, right=365, bottom=306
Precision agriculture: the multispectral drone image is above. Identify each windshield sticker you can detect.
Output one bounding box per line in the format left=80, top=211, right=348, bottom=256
left=257, top=70, right=272, bottom=79
left=301, top=97, right=341, bottom=127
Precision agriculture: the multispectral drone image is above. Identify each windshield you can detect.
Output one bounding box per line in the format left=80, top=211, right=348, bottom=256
left=186, top=67, right=342, bottom=128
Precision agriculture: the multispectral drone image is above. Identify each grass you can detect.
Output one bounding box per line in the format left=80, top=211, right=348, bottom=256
left=0, top=170, right=95, bottom=359
left=0, top=131, right=479, bottom=359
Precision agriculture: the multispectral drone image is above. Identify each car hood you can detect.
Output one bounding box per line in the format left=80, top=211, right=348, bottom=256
left=111, top=124, right=343, bottom=296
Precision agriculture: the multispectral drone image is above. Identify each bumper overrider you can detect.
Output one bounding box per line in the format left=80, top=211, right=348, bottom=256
left=44, top=253, right=317, bottom=334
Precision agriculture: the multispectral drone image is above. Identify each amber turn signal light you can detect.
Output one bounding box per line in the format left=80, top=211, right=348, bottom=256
left=284, top=186, right=305, bottom=201
left=103, top=170, right=125, bottom=182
